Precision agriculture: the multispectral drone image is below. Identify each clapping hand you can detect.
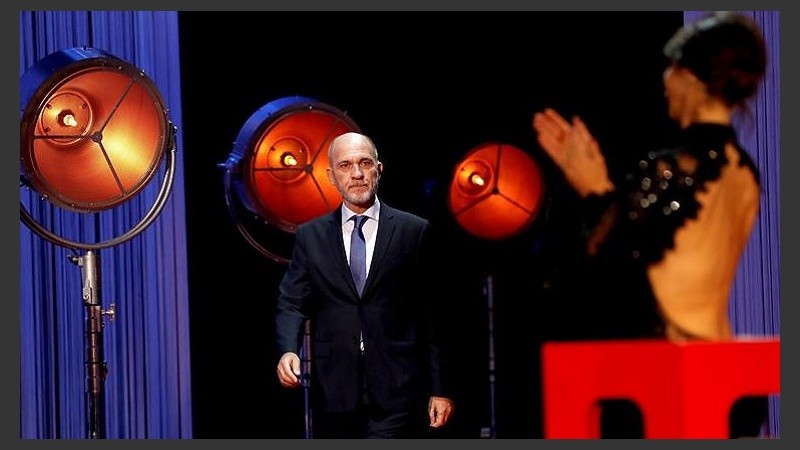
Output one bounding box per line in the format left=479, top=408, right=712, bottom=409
left=532, top=108, right=614, bottom=198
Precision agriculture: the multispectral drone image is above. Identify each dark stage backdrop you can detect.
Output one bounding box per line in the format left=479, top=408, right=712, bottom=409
left=178, top=11, right=687, bottom=438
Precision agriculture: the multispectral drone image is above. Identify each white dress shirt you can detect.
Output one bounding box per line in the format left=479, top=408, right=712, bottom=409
left=341, top=198, right=380, bottom=277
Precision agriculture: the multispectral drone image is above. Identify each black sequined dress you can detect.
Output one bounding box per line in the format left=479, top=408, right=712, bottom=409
left=557, top=122, right=760, bottom=341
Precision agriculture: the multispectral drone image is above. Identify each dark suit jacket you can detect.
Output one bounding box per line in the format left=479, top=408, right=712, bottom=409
left=275, top=201, right=449, bottom=413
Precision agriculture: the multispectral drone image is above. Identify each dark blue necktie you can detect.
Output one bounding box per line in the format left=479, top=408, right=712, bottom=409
left=350, top=215, right=368, bottom=296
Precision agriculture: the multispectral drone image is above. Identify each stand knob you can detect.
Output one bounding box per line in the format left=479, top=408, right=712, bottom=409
left=103, top=303, right=116, bottom=321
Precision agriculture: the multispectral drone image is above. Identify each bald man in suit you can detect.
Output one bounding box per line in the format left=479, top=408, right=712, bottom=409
left=275, top=132, right=454, bottom=438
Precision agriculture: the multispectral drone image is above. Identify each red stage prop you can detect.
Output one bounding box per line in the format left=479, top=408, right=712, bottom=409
left=542, top=338, right=780, bottom=438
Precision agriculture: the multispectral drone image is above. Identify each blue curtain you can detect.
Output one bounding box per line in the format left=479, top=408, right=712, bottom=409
left=19, top=11, right=192, bottom=438
left=686, top=10, right=781, bottom=438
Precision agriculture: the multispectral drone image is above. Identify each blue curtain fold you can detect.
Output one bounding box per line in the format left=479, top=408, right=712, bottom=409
left=19, top=11, right=191, bottom=438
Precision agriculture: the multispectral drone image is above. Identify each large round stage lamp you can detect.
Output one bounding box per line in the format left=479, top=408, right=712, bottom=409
left=447, top=141, right=546, bottom=439
left=20, top=46, right=177, bottom=250
left=221, top=95, right=361, bottom=263
left=448, top=142, right=545, bottom=240
left=19, top=46, right=177, bottom=439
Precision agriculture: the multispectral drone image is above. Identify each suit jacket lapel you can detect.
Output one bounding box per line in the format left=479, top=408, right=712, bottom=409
left=324, top=209, right=357, bottom=295
left=363, top=203, right=396, bottom=298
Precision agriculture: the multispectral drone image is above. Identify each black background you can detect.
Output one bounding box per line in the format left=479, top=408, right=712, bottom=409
left=178, top=11, right=684, bottom=438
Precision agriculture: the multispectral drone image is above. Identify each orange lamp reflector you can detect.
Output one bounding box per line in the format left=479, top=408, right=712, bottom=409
left=20, top=47, right=170, bottom=212
left=448, top=142, right=545, bottom=240
left=229, top=96, right=360, bottom=233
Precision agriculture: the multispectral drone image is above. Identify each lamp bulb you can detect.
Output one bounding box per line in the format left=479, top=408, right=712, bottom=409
left=58, top=110, right=78, bottom=127
left=469, top=172, right=485, bottom=187
left=281, top=152, right=297, bottom=167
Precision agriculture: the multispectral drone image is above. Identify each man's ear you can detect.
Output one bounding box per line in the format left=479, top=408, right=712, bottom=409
left=326, top=167, right=335, bottom=185
left=376, top=162, right=383, bottom=179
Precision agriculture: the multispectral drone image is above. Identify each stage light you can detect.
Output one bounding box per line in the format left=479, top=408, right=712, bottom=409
left=448, top=142, right=546, bottom=240
left=446, top=141, right=547, bottom=438
left=221, top=95, right=361, bottom=263
left=20, top=46, right=177, bottom=439
left=21, top=47, right=171, bottom=215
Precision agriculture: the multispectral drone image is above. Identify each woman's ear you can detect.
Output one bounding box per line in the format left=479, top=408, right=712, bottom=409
left=675, top=66, right=705, bottom=89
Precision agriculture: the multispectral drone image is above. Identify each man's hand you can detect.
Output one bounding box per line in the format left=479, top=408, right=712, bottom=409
left=428, top=396, right=454, bottom=428
left=276, top=352, right=301, bottom=388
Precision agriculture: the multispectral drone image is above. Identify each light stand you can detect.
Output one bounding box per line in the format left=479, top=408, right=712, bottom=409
left=482, top=275, right=498, bottom=439
left=301, top=320, right=313, bottom=439
left=71, top=250, right=111, bottom=439
left=447, top=142, right=545, bottom=438
left=20, top=46, right=177, bottom=439
left=220, top=95, right=361, bottom=438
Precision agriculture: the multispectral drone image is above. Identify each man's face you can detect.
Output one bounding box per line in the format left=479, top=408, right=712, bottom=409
left=326, top=135, right=383, bottom=211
